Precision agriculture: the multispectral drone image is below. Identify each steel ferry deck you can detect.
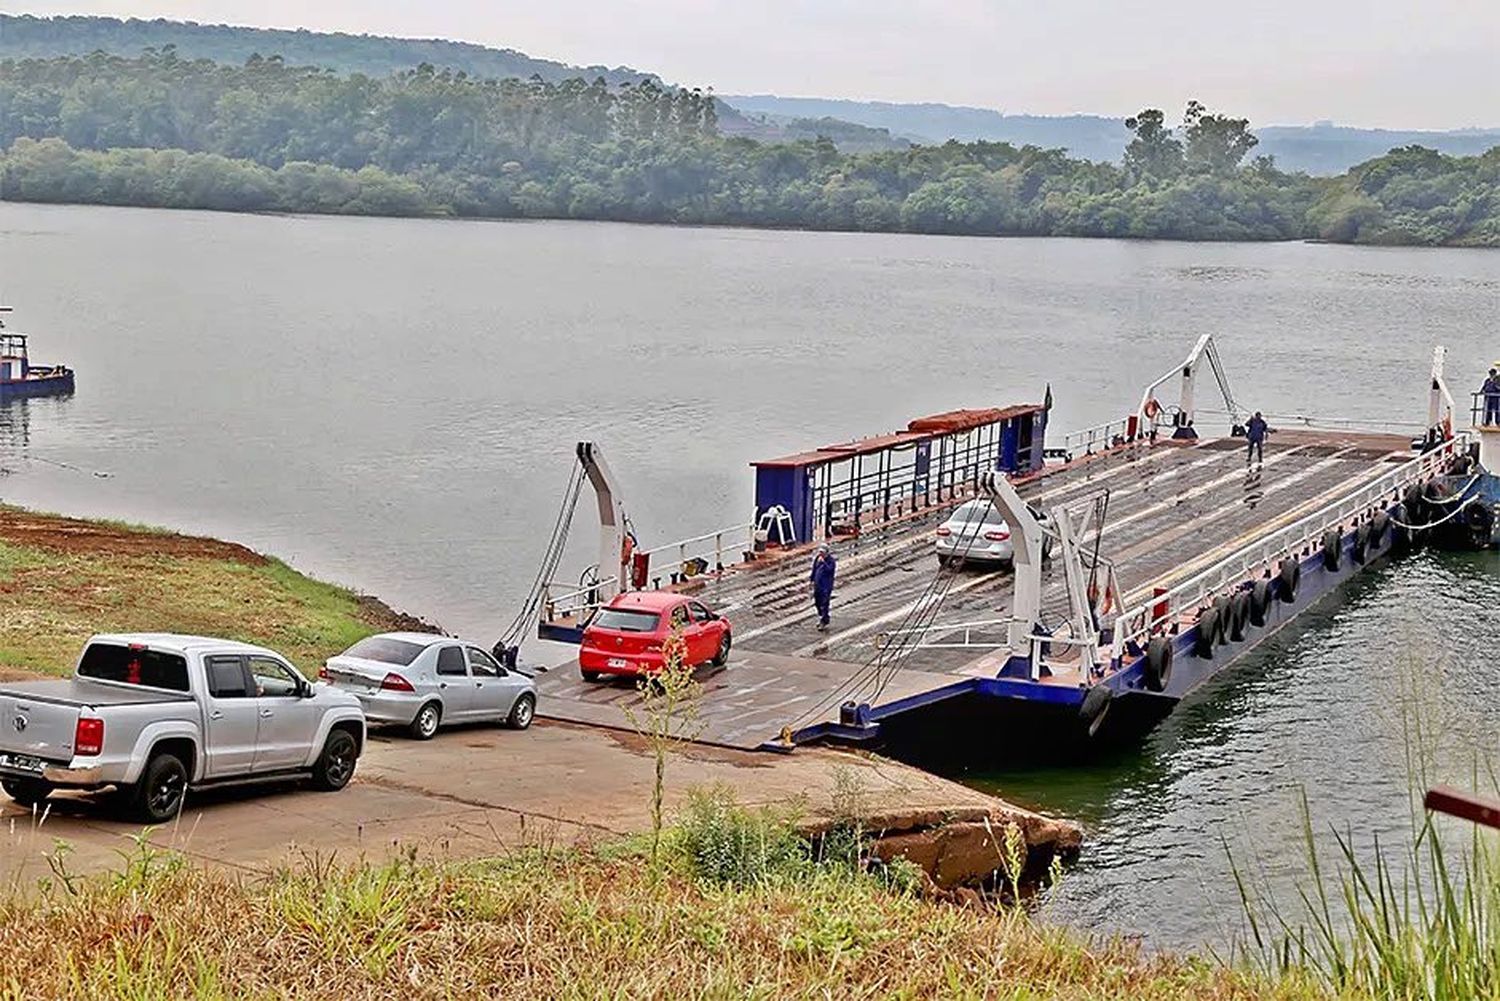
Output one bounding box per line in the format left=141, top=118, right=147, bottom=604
left=524, top=338, right=1494, bottom=759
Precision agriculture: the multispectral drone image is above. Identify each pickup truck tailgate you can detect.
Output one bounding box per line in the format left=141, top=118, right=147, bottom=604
left=0, top=692, right=79, bottom=762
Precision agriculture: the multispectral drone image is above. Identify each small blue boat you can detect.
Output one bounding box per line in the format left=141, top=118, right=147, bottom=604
left=0, top=310, right=75, bottom=401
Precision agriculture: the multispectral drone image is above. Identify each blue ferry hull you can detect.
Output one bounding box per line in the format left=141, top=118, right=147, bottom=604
left=0, top=371, right=75, bottom=401
left=799, top=509, right=1410, bottom=763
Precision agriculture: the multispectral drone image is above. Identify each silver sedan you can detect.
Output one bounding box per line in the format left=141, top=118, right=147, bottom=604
left=935, top=498, right=1053, bottom=568
left=320, top=632, right=536, bottom=739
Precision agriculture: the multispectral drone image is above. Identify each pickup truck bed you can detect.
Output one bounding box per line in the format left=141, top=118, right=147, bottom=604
left=0, top=679, right=192, bottom=707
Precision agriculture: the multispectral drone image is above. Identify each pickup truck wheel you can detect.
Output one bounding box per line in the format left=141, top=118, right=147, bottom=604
left=311, top=729, right=359, bottom=791
left=506, top=693, right=535, bottom=730
left=131, top=753, right=187, bottom=824
left=1, top=777, right=53, bottom=808
left=409, top=702, right=441, bottom=740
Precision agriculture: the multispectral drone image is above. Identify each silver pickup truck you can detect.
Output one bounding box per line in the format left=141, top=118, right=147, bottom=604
left=0, top=633, right=366, bottom=823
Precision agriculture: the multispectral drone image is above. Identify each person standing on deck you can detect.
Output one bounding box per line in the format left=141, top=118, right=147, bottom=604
left=1246, top=411, right=1269, bottom=466
left=811, top=543, right=837, bottom=631
left=1482, top=369, right=1500, bottom=426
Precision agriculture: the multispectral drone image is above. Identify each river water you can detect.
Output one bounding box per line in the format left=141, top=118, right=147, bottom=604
left=2, top=202, right=1498, bottom=945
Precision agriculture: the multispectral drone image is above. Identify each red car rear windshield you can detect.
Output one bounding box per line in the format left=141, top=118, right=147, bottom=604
left=591, top=609, right=661, bottom=633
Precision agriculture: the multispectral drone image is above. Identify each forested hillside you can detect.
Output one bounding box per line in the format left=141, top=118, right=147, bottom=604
left=0, top=13, right=653, bottom=87
left=0, top=51, right=1495, bottom=246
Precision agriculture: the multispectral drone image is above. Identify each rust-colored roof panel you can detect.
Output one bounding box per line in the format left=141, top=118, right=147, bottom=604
left=752, top=403, right=1045, bottom=469
left=907, top=404, right=1043, bottom=434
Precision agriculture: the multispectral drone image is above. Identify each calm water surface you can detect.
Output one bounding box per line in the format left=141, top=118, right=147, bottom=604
left=2, top=203, right=1498, bottom=945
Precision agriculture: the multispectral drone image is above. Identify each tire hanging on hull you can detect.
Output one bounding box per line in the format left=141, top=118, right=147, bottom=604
left=1144, top=635, right=1174, bottom=691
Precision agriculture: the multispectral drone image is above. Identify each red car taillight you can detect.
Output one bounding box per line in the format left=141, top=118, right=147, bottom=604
left=935, top=527, right=952, bottom=537
left=983, top=530, right=1011, bottom=542
left=317, top=665, right=330, bottom=681
left=75, top=717, right=105, bottom=756
left=380, top=673, right=415, bottom=692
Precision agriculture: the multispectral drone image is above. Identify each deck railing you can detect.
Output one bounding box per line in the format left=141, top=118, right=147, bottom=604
left=540, top=574, right=619, bottom=624
left=636, top=523, right=755, bottom=587
left=1106, top=432, right=1473, bottom=665
left=1063, top=415, right=1152, bottom=459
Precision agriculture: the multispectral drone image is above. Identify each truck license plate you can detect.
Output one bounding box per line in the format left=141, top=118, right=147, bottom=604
left=607, top=658, right=628, bottom=669
left=0, top=752, right=45, bottom=774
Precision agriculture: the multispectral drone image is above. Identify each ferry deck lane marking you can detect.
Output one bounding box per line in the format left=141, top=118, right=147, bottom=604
left=907, top=446, right=1361, bottom=659
left=764, top=445, right=1310, bottom=659
left=701, top=441, right=1215, bottom=616
left=1125, top=447, right=1400, bottom=600
left=726, top=444, right=1238, bottom=640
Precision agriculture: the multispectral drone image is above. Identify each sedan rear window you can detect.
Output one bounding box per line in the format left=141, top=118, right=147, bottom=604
left=79, top=643, right=190, bottom=692
left=954, top=502, right=1005, bottom=525
left=591, top=609, right=661, bottom=633
left=342, top=636, right=426, bottom=666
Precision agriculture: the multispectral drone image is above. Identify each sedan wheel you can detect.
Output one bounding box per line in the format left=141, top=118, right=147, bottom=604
left=409, top=702, right=442, bottom=740
left=507, top=693, right=535, bottom=730
left=711, top=631, right=732, bottom=667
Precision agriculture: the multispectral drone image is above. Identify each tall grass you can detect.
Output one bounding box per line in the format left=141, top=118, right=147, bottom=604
left=1232, top=647, right=1500, bottom=1000
left=0, top=816, right=1328, bottom=1000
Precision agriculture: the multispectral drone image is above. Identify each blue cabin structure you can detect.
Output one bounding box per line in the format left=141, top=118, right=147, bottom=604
left=752, top=403, right=1047, bottom=545
left=0, top=325, right=75, bottom=402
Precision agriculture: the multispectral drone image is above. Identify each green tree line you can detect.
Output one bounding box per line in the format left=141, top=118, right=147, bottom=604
left=1, top=50, right=1496, bottom=245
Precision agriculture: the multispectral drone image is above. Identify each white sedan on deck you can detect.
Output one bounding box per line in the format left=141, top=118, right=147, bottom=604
left=935, top=498, right=1053, bottom=569
left=320, top=632, right=536, bottom=739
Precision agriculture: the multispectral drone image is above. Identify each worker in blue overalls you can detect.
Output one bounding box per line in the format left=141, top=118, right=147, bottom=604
left=811, top=543, right=837, bottom=632
left=1246, top=411, right=1269, bottom=466
left=1482, top=369, right=1500, bottom=426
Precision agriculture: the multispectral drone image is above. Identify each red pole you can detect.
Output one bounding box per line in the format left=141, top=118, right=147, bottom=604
left=1425, top=785, right=1500, bottom=830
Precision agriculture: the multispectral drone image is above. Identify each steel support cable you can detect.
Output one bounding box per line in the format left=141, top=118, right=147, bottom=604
left=783, top=499, right=994, bottom=731
left=498, top=464, right=585, bottom=647
left=865, top=498, right=1002, bottom=704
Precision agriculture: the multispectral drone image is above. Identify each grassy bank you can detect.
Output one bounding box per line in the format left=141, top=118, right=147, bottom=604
left=0, top=505, right=427, bottom=677
left=0, top=810, right=1330, bottom=1001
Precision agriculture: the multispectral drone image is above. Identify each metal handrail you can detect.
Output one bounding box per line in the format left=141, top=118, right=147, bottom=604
left=637, top=523, right=754, bottom=580
left=1106, top=433, right=1471, bottom=663
left=541, top=574, right=619, bottom=621
left=1063, top=416, right=1148, bottom=458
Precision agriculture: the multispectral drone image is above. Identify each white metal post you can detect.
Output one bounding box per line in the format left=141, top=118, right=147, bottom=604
left=979, top=471, right=1045, bottom=677
left=576, top=441, right=631, bottom=598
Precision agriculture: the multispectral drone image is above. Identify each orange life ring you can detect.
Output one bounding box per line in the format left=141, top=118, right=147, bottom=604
left=1143, top=398, right=1163, bottom=420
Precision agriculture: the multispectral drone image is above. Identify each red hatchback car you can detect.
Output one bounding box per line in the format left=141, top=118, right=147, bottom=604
left=578, top=591, right=732, bottom=681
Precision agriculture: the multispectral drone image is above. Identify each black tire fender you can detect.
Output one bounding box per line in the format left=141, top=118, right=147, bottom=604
left=1249, top=579, right=1272, bottom=627
left=1321, top=529, right=1342, bottom=571
left=1211, top=595, right=1231, bottom=645
left=1079, top=684, right=1114, bottom=736
left=1403, top=484, right=1425, bottom=522
left=1277, top=558, right=1301, bottom=602
left=1352, top=523, right=1371, bottom=564
left=1229, top=591, right=1252, bottom=641
left=1144, top=635, right=1174, bottom=692
left=1193, top=609, right=1218, bottom=659
left=1369, top=510, right=1390, bottom=546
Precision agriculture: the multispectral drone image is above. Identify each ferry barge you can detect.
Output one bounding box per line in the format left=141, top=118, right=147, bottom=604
left=0, top=310, right=75, bottom=401
left=523, top=338, right=1496, bottom=759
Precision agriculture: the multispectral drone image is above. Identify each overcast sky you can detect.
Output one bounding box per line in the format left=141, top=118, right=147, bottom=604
left=13, top=1, right=1499, bottom=129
